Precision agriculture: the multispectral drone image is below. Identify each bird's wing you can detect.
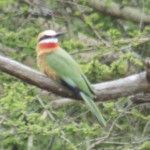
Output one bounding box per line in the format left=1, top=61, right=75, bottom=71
left=45, top=47, right=106, bottom=126
left=45, top=47, right=94, bottom=97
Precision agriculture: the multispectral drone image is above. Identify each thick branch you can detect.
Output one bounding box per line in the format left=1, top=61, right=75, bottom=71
left=0, top=55, right=75, bottom=98
left=87, top=0, right=150, bottom=24
left=0, top=55, right=150, bottom=102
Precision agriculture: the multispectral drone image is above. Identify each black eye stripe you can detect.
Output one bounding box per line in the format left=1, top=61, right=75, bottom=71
left=38, top=35, right=52, bottom=42
left=38, top=34, right=61, bottom=42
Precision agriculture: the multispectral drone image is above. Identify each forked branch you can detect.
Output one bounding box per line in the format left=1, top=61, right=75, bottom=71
left=0, top=55, right=150, bottom=102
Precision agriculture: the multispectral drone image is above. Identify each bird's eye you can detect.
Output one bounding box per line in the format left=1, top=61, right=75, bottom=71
left=38, top=35, right=52, bottom=42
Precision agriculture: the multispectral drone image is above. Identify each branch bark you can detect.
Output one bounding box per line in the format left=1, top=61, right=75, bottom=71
left=18, top=0, right=150, bottom=24
left=0, top=55, right=150, bottom=102
left=0, top=55, right=74, bottom=98
left=87, top=0, right=150, bottom=24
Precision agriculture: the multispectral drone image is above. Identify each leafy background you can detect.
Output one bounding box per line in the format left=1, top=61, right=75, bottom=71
left=0, top=0, right=150, bottom=149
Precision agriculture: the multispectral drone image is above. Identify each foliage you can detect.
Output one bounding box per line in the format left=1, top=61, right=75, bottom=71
left=0, top=0, right=150, bottom=149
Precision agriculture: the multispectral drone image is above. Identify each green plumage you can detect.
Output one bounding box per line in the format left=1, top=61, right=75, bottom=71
left=45, top=47, right=106, bottom=126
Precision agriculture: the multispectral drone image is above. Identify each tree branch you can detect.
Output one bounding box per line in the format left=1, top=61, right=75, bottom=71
left=0, top=55, right=150, bottom=102
left=18, top=0, right=150, bottom=25
left=131, top=94, right=150, bottom=104
left=0, top=55, right=74, bottom=98
left=87, top=0, right=150, bottom=24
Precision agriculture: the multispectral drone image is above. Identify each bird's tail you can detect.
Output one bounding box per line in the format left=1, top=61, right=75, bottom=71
left=80, top=92, right=106, bottom=127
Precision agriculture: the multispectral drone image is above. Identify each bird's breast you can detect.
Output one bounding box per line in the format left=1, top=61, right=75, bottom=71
left=37, top=54, right=57, bottom=80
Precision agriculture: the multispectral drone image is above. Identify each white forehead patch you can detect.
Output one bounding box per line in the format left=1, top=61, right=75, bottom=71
left=44, top=30, right=57, bottom=36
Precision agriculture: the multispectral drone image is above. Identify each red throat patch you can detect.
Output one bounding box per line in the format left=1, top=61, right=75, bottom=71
left=39, top=42, right=58, bottom=49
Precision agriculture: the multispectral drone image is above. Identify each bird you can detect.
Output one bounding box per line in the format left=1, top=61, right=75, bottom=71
left=36, top=30, right=106, bottom=127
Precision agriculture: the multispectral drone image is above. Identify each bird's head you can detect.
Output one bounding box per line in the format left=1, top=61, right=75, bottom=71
left=37, top=30, right=64, bottom=49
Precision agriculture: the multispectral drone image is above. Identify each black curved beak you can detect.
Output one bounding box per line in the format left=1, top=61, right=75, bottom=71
left=55, top=31, right=66, bottom=37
